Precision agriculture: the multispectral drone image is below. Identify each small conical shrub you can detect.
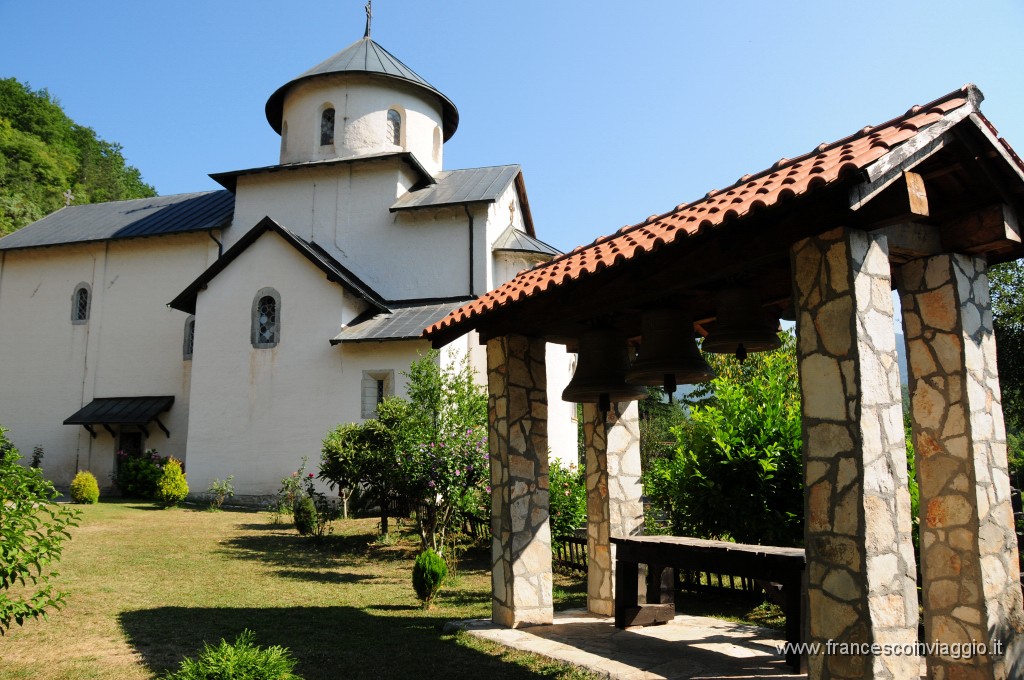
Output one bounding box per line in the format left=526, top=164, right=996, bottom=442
left=156, top=458, right=189, bottom=507
left=412, top=549, right=447, bottom=607
left=163, top=629, right=303, bottom=680
left=70, top=470, right=99, bottom=504
left=292, top=495, right=317, bottom=536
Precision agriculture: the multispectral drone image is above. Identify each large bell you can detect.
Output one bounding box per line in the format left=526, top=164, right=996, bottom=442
left=702, top=287, right=781, bottom=361
left=562, top=329, right=648, bottom=413
left=626, top=309, right=715, bottom=394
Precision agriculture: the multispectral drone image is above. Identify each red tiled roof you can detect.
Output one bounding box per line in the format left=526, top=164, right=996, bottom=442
left=424, top=86, right=982, bottom=341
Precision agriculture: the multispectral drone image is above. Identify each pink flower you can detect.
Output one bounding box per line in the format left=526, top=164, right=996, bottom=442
left=308, top=473, right=314, bottom=478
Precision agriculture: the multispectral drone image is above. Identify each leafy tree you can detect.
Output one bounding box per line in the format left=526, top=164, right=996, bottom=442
left=988, top=260, right=1024, bottom=481
left=0, top=78, right=156, bottom=235
left=638, top=386, right=688, bottom=469
left=644, top=332, right=804, bottom=546
left=0, top=426, right=80, bottom=634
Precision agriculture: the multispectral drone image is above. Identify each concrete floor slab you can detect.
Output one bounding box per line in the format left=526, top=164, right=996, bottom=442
left=448, top=610, right=806, bottom=679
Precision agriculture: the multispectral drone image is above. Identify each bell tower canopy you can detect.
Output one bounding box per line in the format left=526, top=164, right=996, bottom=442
left=265, top=37, right=459, bottom=142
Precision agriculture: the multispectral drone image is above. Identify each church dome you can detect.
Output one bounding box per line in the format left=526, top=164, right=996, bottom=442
left=265, top=37, right=459, bottom=142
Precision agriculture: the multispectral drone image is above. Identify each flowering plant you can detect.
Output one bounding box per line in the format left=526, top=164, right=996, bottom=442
left=113, top=448, right=169, bottom=499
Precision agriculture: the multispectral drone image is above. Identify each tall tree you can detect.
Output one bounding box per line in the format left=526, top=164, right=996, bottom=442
left=0, top=78, right=156, bottom=235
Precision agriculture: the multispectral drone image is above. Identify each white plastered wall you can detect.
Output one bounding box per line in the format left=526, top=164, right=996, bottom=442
left=230, top=161, right=475, bottom=301
left=185, top=229, right=440, bottom=496
left=279, top=75, right=444, bottom=175
left=0, top=233, right=216, bottom=487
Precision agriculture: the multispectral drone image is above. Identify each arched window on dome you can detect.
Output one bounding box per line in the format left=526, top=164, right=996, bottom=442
left=432, top=126, right=441, bottom=163
left=320, top=108, right=335, bottom=146
left=280, top=121, right=288, bottom=157
left=387, top=109, right=402, bottom=146
left=251, top=288, right=281, bottom=348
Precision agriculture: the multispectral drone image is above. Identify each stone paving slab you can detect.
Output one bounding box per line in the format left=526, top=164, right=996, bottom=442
left=447, top=610, right=807, bottom=679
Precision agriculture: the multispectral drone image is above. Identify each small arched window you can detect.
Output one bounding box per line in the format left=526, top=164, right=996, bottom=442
left=387, top=109, right=402, bottom=146
left=71, top=283, right=91, bottom=324
left=432, top=126, right=441, bottom=163
left=280, top=121, right=288, bottom=157
left=251, top=288, right=281, bottom=348
left=183, top=316, right=195, bottom=360
left=320, top=108, right=335, bottom=146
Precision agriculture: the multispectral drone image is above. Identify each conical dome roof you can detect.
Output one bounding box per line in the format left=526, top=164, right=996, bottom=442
left=265, top=37, right=459, bottom=141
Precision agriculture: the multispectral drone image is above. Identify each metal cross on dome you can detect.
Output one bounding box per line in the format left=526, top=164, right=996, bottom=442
left=364, top=0, right=372, bottom=38
left=63, top=189, right=74, bottom=207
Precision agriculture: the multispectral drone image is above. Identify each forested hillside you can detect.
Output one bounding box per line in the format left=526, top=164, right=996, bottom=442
left=0, top=78, right=156, bottom=235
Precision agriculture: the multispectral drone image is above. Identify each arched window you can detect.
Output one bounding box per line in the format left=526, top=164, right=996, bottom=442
left=280, top=121, right=288, bottom=157
left=71, top=283, right=91, bottom=324
left=432, top=126, right=441, bottom=163
left=183, top=316, right=195, bottom=360
left=320, top=108, right=335, bottom=146
left=387, top=109, right=402, bottom=146
left=251, top=288, right=281, bottom=348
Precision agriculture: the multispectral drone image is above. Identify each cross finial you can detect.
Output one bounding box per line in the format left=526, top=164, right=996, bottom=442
left=63, top=189, right=74, bottom=207
left=364, top=0, right=373, bottom=38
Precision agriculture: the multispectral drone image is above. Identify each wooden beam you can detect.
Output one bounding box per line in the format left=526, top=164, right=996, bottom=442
left=875, top=222, right=943, bottom=260
left=940, top=203, right=1021, bottom=255
left=850, top=171, right=931, bottom=229
left=83, top=424, right=97, bottom=440
left=154, top=417, right=171, bottom=439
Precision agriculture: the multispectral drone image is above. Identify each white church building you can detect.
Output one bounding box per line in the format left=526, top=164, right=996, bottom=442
left=0, top=34, right=575, bottom=498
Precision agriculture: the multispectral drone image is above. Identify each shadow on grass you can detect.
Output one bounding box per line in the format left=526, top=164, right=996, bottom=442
left=120, top=606, right=562, bottom=680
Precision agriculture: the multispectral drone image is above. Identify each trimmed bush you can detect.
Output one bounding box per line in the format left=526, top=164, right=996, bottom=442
left=69, top=470, right=99, bottom=504
left=412, top=549, right=447, bottom=607
left=155, top=458, right=189, bottom=507
left=292, top=495, right=317, bottom=536
left=163, top=629, right=302, bottom=680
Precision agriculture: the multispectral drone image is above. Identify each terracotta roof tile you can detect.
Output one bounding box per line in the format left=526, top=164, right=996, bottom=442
left=425, top=86, right=987, bottom=341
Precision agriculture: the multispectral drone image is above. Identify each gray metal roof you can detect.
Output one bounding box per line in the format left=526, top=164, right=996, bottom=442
left=265, top=37, right=459, bottom=141
left=332, top=299, right=471, bottom=344
left=169, top=216, right=387, bottom=315
left=492, top=224, right=561, bottom=257
left=64, top=396, right=174, bottom=425
left=210, top=151, right=431, bottom=193
left=390, top=165, right=521, bottom=212
left=0, top=191, right=234, bottom=251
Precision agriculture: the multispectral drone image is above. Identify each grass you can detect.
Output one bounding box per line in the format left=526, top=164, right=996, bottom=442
left=0, top=501, right=596, bottom=680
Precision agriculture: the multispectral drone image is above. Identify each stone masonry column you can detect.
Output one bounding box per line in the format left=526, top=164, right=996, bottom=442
left=487, top=334, right=553, bottom=627
left=583, top=400, right=644, bottom=616
left=791, top=227, right=920, bottom=680
left=899, top=253, right=1024, bottom=679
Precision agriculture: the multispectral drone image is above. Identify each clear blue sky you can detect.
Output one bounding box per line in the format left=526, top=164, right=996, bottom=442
left=2, top=0, right=1022, bottom=252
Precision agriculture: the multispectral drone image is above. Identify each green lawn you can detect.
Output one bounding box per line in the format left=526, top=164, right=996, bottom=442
left=0, top=501, right=596, bottom=680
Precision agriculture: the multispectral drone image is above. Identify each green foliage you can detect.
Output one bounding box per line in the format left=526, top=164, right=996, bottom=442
left=156, top=458, right=189, bottom=507
left=114, top=449, right=168, bottom=499
left=320, top=351, right=488, bottom=551
left=69, top=471, right=99, bottom=504
left=0, top=79, right=156, bottom=235
left=0, top=426, right=81, bottom=635
left=163, top=629, right=303, bottom=680
left=411, top=549, right=448, bottom=607
left=644, top=331, right=804, bottom=546
left=639, top=387, right=689, bottom=468
left=548, top=459, right=586, bottom=541
left=206, top=476, right=234, bottom=510
left=29, top=446, right=44, bottom=469
left=292, top=495, right=317, bottom=537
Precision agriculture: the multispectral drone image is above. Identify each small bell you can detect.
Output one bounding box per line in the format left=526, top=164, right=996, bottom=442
left=563, top=329, right=648, bottom=416
left=626, top=309, right=715, bottom=395
left=702, top=287, right=781, bottom=360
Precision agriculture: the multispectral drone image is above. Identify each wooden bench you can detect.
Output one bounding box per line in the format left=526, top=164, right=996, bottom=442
left=611, top=535, right=805, bottom=670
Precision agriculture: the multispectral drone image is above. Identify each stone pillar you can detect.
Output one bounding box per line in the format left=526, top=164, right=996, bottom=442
left=791, top=227, right=920, bottom=680
left=899, top=253, right=1024, bottom=679
left=487, top=334, right=553, bottom=627
left=583, top=400, right=644, bottom=616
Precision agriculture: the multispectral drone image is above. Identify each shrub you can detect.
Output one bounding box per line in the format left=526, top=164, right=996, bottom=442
left=30, top=445, right=44, bottom=469
left=1, top=426, right=81, bottom=635
left=163, top=629, right=302, bottom=680
left=207, top=476, right=234, bottom=510
left=548, top=459, right=586, bottom=542
left=69, top=471, right=99, bottom=504
left=114, top=449, right=167, bottom=498
left=412, top=549, right=447, bottom=607
left=292, top=495, right=317, bottom=536
left=156, top=458, right=189, bottom=507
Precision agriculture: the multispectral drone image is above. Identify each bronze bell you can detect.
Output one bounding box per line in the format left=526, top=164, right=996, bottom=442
left=626, top=309, right=715, bottom=394
left=702, top=287, right=781, bottom=361
left=562, top=329, right=648, bottom=413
